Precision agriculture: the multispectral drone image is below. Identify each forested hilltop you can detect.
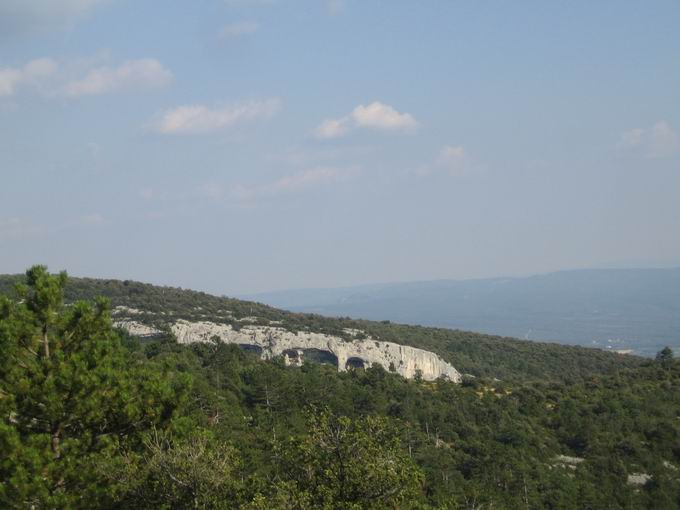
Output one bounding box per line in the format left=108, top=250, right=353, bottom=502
left=1, top=267, right=679, bottom=509
left=0, top=274, right=644, bottom=382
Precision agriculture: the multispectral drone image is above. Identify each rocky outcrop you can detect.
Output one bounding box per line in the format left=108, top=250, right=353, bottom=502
left=170, top=320, right=461, bottom=382
left=627, top=473, right=651, bottom=486
left=113, top=319, right=161, bottom=338
left=552, top=455, right=585, bottom=470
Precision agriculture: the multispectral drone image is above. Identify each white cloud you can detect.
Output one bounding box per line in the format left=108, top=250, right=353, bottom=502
left=1, top=56, right=171, bottom=100
left=620, top=128, right=643, bottom=148
left=315, top=101, right=419, bottom=139
left=0, top=69, right=21, bottom=97
left=270, top=166, right=351, bottom=193
left=140, top=189, right=155, bottom=201
left=23, top=58, right=59, bottom=77
left=66, top=58, right=172, bottom=96
left=620, top=121, right=679, bottom=159
left=352, top=101, right=418, bottom=130
left=327, top=0, right=346, bottom=15
left=154, top=98, right=280, bottom=134
left=0, top=217, right=24, bottom=233
left=439, top=145, right=465, bottom=161
left=314, top=118, right=350, bottom=139
left=219, top=21, right=259, bottom=39
left=198, top=183, right=227, bottom=199
left=223, top=0, right=275, bottom=5
left=231, top=166, right=359, bottom=201
left=0, top=0, right=107, bottom=37
left=144, top=165, right=358, bottom=207
left=80, top=213, right=105, bottom=226
left=416, top=145, right=473, bottom=177
left=0, top=57, right=58, bottom=96
left=438, top=145, right=468, bottom=175
left=0, top=217, right=41, bottom=238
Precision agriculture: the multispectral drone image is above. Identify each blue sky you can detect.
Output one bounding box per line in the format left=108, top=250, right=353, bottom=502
left=1, top=0, right=679, bottom=294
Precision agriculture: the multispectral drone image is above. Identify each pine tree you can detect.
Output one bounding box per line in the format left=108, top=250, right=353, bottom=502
left=0, top=266, right=188, bottom=508
left=655, top=346, right=674, bottom=369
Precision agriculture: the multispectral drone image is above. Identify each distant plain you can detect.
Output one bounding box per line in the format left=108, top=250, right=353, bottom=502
left=247, top=268, right=680, bottom=357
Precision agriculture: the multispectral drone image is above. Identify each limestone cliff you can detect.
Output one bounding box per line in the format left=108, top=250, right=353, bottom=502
left=169, top=320, right=461, bottom=382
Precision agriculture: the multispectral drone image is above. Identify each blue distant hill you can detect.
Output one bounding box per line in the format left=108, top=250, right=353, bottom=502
left=244, top=268, right=680, bottom=357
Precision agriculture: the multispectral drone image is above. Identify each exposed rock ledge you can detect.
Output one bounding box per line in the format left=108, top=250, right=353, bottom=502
left=114, top=319, right=161, bottom=338
left=170, top=320, right=461, bottom=382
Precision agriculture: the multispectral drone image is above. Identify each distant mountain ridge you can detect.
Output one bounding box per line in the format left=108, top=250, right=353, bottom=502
left=245, top=268, right=680, bottom=357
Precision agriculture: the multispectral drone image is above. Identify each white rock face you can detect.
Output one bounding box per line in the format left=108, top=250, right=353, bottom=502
left=114, top=319, right=161, bottom=338
left=113, top=306, right=145, bottom=315
left=170, top=320, right=461, bottom=382
left=553, top=455, right=585, bottom=470
left=627, top=473, right=651, bottom=486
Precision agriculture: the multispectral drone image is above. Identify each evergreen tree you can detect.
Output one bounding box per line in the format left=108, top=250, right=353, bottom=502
left=656, top=346, right=674, bottom=368
left=0, top=266, right=188, bottom=508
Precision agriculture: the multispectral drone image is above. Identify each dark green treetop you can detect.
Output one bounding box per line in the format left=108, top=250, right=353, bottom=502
left=0, top=266, right=189, bottom=508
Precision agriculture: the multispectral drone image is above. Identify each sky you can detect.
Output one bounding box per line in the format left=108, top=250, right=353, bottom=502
left=1, top=0, right=679, bottom=295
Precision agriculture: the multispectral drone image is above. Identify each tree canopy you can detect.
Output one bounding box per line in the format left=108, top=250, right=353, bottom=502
left=1, top=267, right=679, bottom=508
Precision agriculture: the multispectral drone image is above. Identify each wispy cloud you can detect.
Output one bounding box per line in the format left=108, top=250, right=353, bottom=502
left=269, top=166, right=357, bottom=193
left=198, top=183, right=227, bottom=199
left=0, top=217, right=41, bottom=238
left=223, top=0, right=276, bottom=5
left=66, top=58, right=172, bottom=96
left=219, top=21, right=259, bottom=39
left=437, top=145, right=469, bottom=175
left=315, top=118, right=350, bottom=139
left=315, top=101, right=419, bottom=139
left=230, top=166, right=360, bottom=201
left=144, top=165, right=358, bottom=207
left=416, top=145, right=475, bottom=177
left=0, top=58, right=58, bottom=96
left=153, top=98, right=280, bottom=134
left=79, top=213, right=105, bottom=226
left=327, top=0, right=346, bottom=15
left=0, top=0, right=107, bottom=37
left=620, top=121, right=679, bottom=159
left=1, top=56, right=172, bottom=99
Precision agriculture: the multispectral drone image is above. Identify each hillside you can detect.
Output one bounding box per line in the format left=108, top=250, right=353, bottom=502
left=246, top=268, right=680, bottom=357
left=1, top=267, right=678, bottom=509
left=158, top=341, right=680, bottom=509
left=0, top=273, right=644, bottom=382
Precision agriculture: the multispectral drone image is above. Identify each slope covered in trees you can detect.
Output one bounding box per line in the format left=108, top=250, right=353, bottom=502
left=1, top=267, right=679, bottom=509
left=0, top=274, right=644, bottom=383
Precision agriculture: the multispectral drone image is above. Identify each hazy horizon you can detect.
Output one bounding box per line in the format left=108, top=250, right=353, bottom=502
left=4, top=264, right=680, bottom=300
left=2, top=1, right=680, bottom=295
left=244, top=264, right=680, bottom=296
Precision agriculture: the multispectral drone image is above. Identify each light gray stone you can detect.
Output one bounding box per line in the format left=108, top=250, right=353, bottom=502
left=627, top=473, right=651, bottom=486
left=170, top=320, right=461, bottom=382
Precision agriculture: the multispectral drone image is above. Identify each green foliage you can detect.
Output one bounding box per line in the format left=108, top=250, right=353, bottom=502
left=0, top=266, right=189, bottom=508
left=656, top=346, right=674, bottom=368
left=268, top=409, right=424, bottom=509
left=113, top=429, right=245, bottom=509
left=1, top=267, right=679, bottom=509
left=0, top=273, right=646, bottom=383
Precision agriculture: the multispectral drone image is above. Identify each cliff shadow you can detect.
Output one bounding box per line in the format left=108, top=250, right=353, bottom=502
left=301, top=348, right=339, bottom=367
left=238, top=344, right=264, bottom=356
left=345, top=357, right=367, bottom=370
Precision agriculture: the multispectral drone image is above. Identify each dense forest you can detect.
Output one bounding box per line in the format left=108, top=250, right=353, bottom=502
left=0, top=274, right=644, bottom=383
left=1, top=268, right=679, bottom=508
